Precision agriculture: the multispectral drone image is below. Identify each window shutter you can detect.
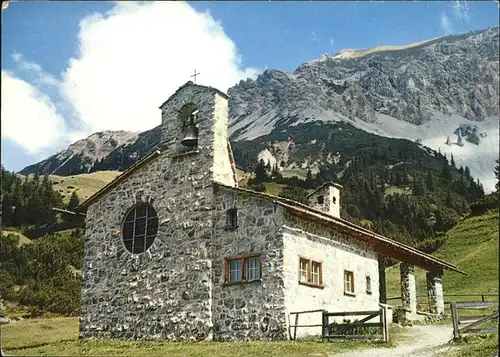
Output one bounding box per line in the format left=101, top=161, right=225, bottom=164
left=259, top=255, right=263, bottom=279
left=224, top=260, right=229, bottom=282
left=242, top=258, right=247, bottom=280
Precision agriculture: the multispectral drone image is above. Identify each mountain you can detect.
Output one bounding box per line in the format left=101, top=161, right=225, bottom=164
left=228, top=27, right=499, bottom=191
left=19, top=131, right=139, bottom=176
left=19, top=28, right=499, bottom=191
left=229, top=28, right=499, bottom=139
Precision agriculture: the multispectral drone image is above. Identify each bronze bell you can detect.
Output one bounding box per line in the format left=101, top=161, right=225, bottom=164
left=181, top=111, right=199, bottom=147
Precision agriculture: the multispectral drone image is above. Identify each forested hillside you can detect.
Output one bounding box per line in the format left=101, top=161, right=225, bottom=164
left=240, top=121, right=487, bottom=248
left=1, top=166, right=84, bottom=316
left=1, top=166, right=65, bottom=230
left=1, top=230, right=83, bottom=317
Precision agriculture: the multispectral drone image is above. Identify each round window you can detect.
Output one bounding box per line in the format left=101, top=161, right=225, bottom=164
left=122, top=203, right=159, bottom=254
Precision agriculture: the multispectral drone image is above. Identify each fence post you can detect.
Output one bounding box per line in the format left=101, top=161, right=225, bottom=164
left=322, top=310, right=328, bottom=338
left=451, top=302, right=460, bottom=340
left=481, top=295, right=485, bottom=302
left=293, top=312, right=299, bottom=341
left=380, top=305, right=389, bottom=343
left=380, top=306, right=385, bottom=342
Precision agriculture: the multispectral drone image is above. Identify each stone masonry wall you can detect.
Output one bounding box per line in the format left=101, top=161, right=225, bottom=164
left=282, top=214, right=380, bottom=338
left=400, top=263, right=417, bottom=319
left=211, top=187, right=288, bottom=341
left=426, top=270, right=444, bottom=314
left=80, top=85, right=230, bottom=341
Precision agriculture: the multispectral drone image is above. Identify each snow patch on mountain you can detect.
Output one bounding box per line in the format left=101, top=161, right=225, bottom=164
left=230, top=106, right=498, bottom=192
left=322, top=111, right=499, bottom=193
left=230, top=109, right=280, bottom=141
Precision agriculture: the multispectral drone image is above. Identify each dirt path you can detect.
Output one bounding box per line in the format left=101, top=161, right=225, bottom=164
left=330, top=325, right=455, bottom=357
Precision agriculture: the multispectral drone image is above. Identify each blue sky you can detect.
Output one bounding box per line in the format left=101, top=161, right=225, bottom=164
left=2, top=1, right=499, bottom=173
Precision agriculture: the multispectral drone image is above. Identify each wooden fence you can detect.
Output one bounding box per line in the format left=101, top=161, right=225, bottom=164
left=387, top=293, right=499, bottom=312
left=287, top=309, right=324, bottom=340
left=450, top=301, right=499, bottom=340
left=321, top=307, right=389, bottom=342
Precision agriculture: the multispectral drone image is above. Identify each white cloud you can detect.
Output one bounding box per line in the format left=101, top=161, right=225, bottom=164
left=440, top=13, right=454, bottom=35
left=59, top=1, right=260, bottom=134
left=1, top=71, right=67, bottom=154
left=452, top=0, right=470, bottom=23
left=309, top=31, right=320, bottom=44
left=440, top=1, right=471, bottom=36
left=11, top=52, right=61, bottom=87
left=2, top=1, right=260, bottom=158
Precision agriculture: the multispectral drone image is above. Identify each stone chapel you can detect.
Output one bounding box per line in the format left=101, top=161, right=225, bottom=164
left=75, top=81, right=464, bottom=341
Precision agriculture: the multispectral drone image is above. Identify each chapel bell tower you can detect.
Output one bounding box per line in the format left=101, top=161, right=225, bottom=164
left=158, top=81, right=237, bottom=188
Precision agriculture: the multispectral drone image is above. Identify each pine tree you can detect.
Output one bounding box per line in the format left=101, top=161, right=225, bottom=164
left=254, top=159, right=268, bottom=183
left=271, top=163, right=282, bottom=179
left=441, top=162, right=452, bottom=182
left=67, top=191, right=80, bottom=211
left=413, top=176, right=426, bottom=196
left=445, top=190, right=454, bottom=208
left=464, top=166, right=471, bottom=179
left=425, top=170, right=435, bottom=192
left=450, top=153, right=455, bottom=168
left=305, top=169, right=314, bottom=189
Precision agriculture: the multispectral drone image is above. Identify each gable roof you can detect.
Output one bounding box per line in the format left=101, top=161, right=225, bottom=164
left=158, top=81, right=229, bottom=109
left=214, top=182, right=465, bottom=275
left=306, top=181, right=343, bottom=197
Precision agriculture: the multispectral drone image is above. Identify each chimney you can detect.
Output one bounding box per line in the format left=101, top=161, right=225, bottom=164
left=307, top=182, right=342, bottom=218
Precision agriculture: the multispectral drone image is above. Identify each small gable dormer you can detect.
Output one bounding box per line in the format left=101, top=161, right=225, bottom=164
left=307, top=182, right=342, bottom=218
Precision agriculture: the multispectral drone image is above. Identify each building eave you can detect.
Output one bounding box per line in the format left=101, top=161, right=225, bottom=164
left=52, top=207, right=87, bottom=218
left=213, top=182, right=465, bottom=275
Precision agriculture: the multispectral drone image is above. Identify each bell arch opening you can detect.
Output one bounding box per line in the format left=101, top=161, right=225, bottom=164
left=179, top=102, right=199, bottom=150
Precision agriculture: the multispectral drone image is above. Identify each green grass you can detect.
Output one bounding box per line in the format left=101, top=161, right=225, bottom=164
left=384, top=185, right=412, bottom=196
left=2, top=317, right=404, bottom=356
left=264, top=182, right=286, bottom=196
left=386, top=210, right=499, bottom=306
left=437, top=334, right=498, bottom=357
left=2, top=230, right=32, bottom=247
left=50, top=171, right=122, bottom=203
left=281, top=168, right=307, bottom=180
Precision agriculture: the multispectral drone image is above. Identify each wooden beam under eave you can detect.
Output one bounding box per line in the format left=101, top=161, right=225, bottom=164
left=375, top=243, right=442, bottom=272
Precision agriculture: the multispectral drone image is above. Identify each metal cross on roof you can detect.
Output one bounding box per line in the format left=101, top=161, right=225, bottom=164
left=191, top=69, right=200, bottom=83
